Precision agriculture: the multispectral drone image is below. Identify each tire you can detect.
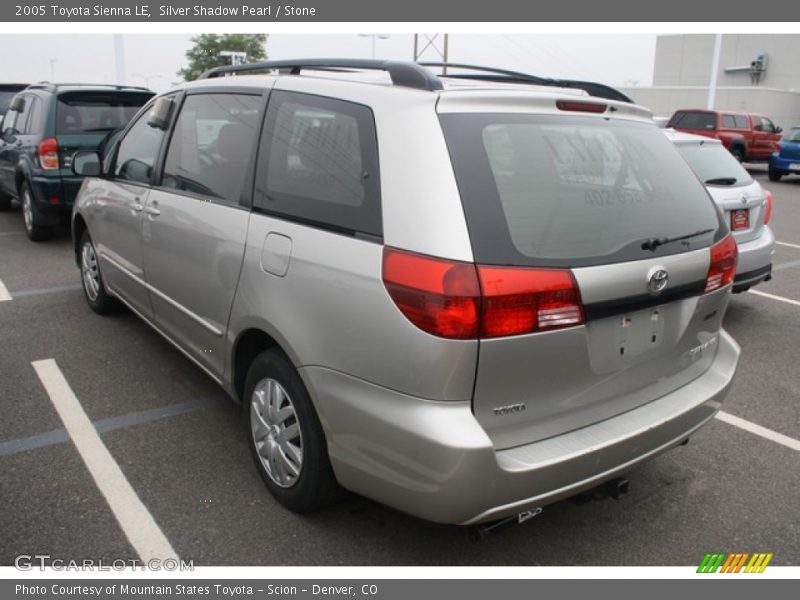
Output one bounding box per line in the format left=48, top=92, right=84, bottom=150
left=768, top=168, right=783, bottom=182
left=730, top=146, right=746, bottom=163
left=0, top=194, right=11, bottom=211
left=244, top=349, right=341, bottom=513
left=79, top=230, right=120, bottom=314
left=20, top=182, right=54, bottom=241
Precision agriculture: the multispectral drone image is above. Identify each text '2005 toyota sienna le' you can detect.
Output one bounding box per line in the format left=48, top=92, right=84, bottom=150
left=71, top=60, right=740, bottom=526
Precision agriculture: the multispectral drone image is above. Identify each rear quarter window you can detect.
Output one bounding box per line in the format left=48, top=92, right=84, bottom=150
left=440, top=114, right=723, bottom=267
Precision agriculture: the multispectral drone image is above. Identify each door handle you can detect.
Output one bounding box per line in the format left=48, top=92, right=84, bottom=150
left=132, top=201, right=143, bottom=212
left=144, top=206, right=161, bottom=217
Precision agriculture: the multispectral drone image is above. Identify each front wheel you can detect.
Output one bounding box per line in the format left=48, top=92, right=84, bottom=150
left=79, top=231, right=120, bottom=314
left=768, top=168, right=783, bottom=182
left=244, top=349, right=341, bottom=513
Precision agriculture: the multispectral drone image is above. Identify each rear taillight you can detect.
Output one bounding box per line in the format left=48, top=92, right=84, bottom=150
left=382, top=248, right=584, bottom=340
left=38, top=137, right=59, bottom=170
left=764, top=190, right=773, bottom=225
left=477, top=266, right=583, bottom=337
left=705, top=235, right=738, bottom=293
left=382, top=248, right=480, bottom=339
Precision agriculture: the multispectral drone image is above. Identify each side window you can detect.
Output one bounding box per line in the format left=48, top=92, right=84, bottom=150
left=721, top=114, right=736, bottom=128
left=161, top=93, right=262, bottom=204
left=753, top=118, right=763, bottom=132
left=761, top=118, right=776, bottom=133
left=113, top=108, right=167, bottom=185
left=12, top=95, right=31, bottom=134
left=734, top=115, right=749, bottom=129
left=254, top=91, right=381, bottom=237
left=1, top=109, right=17, bottom=135
left=22, top=97, right=43, bottom=134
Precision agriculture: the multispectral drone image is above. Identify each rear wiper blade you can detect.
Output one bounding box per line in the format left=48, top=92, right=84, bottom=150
left=641, top=228, right=715, bottom=252
left=704, top=177, right=738, bottom=185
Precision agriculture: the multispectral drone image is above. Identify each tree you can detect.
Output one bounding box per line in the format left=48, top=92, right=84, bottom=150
left=178, top=34, right=268, bottom=81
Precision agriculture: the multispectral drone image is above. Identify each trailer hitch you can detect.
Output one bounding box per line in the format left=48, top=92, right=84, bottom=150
left=466, top=507, right=543, bottom=542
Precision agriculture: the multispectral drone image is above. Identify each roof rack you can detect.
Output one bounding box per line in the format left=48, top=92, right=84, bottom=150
left=25, top=82, right=152, bottom=93
left=418, top=62, right=633, bottom=103
left=199, top=59, right=444, bottom=92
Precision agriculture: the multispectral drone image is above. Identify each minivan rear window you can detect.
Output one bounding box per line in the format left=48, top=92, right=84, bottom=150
left=675, top=142, right=753, bottom=187
left=56, top=93, right=153, bottom=134
left=440, top=114, right=722, bottom=267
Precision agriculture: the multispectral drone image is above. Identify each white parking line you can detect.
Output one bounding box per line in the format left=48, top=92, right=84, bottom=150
left=0, top=278, right=11, bottom=302
left=32, top=359, right=179, bottom=562
left=776, top=241, right=800, bottom=250
left=717, top=411, right=800, bottom=453
left=748, top=289, right=800, bottom=308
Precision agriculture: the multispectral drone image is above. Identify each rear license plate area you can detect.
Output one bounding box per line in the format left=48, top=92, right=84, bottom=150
left=730, top=208, right=750, bottom=231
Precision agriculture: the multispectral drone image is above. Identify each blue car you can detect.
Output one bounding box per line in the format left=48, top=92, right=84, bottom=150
left=769, top=126, right=800, bottom=181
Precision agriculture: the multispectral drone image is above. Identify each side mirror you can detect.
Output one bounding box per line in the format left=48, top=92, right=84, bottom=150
left=776, top=126, right=783, bottom=134
left=9, top=96, right=25, bottom=112
left=146, top=96, right=174, bottom=130
left=72, top=151, right=102, bottom=177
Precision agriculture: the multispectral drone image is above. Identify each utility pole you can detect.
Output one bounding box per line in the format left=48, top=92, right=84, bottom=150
left=113, top=34, right=126, bottom=85
left=707, top=33, right=722, bottom=110
left=413, top=34, right=449, bottom=74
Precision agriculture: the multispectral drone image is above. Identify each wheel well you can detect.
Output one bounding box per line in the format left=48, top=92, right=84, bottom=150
left=730, top=140, right=747, bottom=151
left=14, top=171, right=26, bottom=194
left=233, top=329, right=281, bottom=403
left=72, top=215, right=87, bottom=266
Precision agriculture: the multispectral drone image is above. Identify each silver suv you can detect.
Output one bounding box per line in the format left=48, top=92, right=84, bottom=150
left=71, top=60, right=741, bottom=525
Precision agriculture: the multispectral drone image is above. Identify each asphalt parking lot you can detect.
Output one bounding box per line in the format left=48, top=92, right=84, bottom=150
left=1, top=165, right=798, bottom=567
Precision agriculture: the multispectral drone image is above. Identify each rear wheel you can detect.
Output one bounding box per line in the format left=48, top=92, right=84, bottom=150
left=768, top=168, right=783, bottom=182
left=20, top=182, right=54, bottom=241
left=244, top=349, right=340, bottom=512
left=79, top=231, right=120, bottom=314
left=730, top=146, right=746, bottom=163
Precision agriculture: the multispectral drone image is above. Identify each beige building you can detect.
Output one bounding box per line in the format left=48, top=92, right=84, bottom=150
left=620, top=34, right=800, bottom=130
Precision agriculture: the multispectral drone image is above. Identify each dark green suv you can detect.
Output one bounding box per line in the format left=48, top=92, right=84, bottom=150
left=0, top=83, right=153, bottom=240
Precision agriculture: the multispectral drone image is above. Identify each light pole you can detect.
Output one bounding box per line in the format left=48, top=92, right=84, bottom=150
left=358, top=34, right=390, bottom=59
left=132, top=73, right=162, bottom=88
left=48, top=58, right=57, bottom=81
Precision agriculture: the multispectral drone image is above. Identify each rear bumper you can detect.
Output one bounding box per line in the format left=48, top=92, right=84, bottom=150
left=733, top=225, right=774, bottom=292
left=769, top=154, right=800, bottom=173
left=28, top=175, right=80, bottom=223
left=301, top=329, right=740, bottom=525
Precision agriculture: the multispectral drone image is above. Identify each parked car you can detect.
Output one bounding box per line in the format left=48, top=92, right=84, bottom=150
left=0, top=83, right=153, bottom=238
left=667, top=109, right=782, bottom=162
left=665, top=130, right=774, bottom=292
left=71, top=60, right=740, bottom=526
left=0, top=83, right=28, bottom=126
left=768, top=125, right=800, bottom=181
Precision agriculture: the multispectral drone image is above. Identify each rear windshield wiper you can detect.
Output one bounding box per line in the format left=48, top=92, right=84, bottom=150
left=704, top=177, right=738, bottom=185
left=641, top=228, right=715, bottom=252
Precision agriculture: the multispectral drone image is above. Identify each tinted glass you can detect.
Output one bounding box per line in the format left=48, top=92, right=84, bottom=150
left=785, top=127, right=800, bottom=142
left=254, top=91, right=381, bottom=237
left=761, top=118, right=776, bottom=133
left=161, top=93, right=262, bottom=204
left=722, top=114, right=736, bottom=128
left=22, top=97, right=42, bottom=134
left=734, top=115, right=749, bottom=128
left=113, top=110, right=166, bottom=185
left=0, top=91, right=18, bottom=116
left=676, top=143, right=752, bottom=186
left=12, top=95, right=31, bottom=134
left=56, top=92, right=153, bottom=134
left=440, top=114, right=722, bottom=267
left=674, top=112, right=716, bottom=130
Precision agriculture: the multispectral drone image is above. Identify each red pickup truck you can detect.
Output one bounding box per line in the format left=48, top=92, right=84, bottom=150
left=667, top=109, right=782, bottom=162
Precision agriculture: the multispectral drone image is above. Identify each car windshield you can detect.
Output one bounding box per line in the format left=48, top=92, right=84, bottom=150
left=675, top=142, right=753, bottom=186
left=785, top=128, right=800, bottom=142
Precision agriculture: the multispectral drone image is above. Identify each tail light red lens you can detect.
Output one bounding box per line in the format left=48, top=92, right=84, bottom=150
left=705, top=235, right=738, bottom=293
left=382, top=248, right=584, bottom=340
left=764, top=190, right=773, bottom=225
left=477, top=266, right=584, bottom=337
left=382, top=248, right=480, bottom=339
left=555, top=100, right=607, bottom=113
left=38, top=137, right=59, bottom=170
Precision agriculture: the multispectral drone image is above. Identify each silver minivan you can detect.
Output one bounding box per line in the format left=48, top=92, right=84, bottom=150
left=71, top=60, right=740, bottom=525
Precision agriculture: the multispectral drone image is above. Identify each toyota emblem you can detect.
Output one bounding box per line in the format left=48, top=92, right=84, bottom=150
left=647, top=267, right=669, bottom=295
